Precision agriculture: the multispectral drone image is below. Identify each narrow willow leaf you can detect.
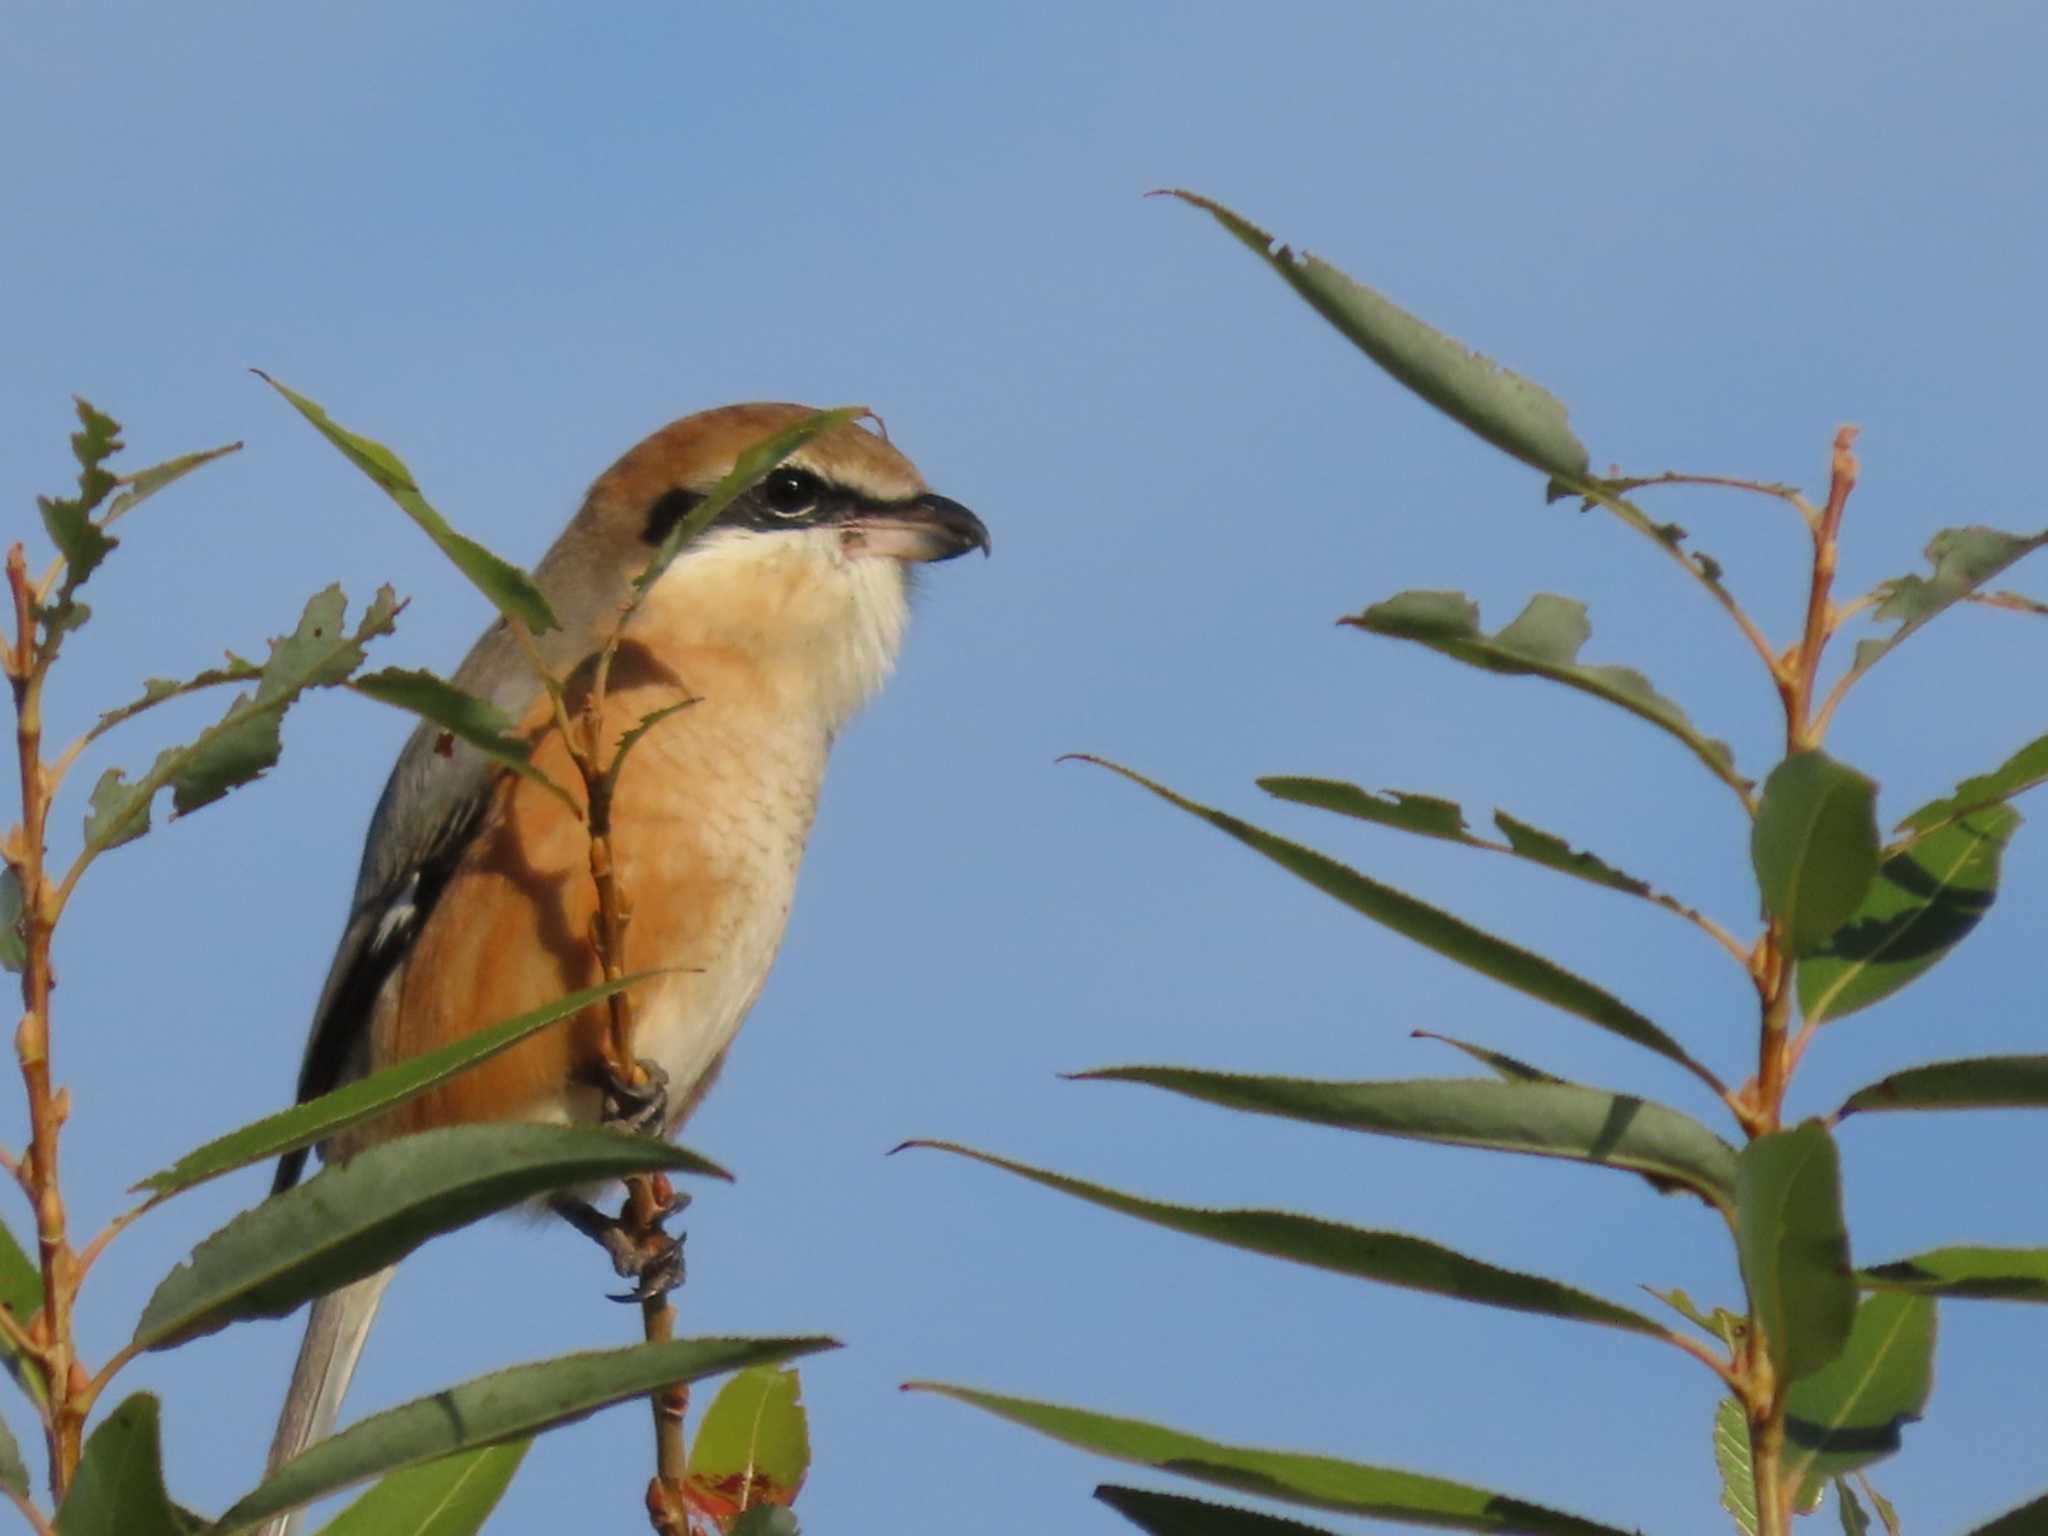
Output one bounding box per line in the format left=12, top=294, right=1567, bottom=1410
left=0, top=869, right=22, bottom=973
left=1736, top=1122, right=1855, bottom=1385
left=1260, top=777, right=1711, bottom=928
left=1800, top=807, right=2016, bottom=1025
left=686, top=1367, right=810, bottom=1522
left=1096, top=1484, right=1347, bottom=1535
left=1836, top=1482, right=1871, bottom=1536
left=1963, top=1490, right=2048, bottom=1535
left=132, top=1125, right=725, bottom=1351
left=1783, top=1293, right=1935, bottom=1498
left=1899, top=732, right=2048, bottom=836
left=348, top=667, right=569, bottom=806
left=911, top=1141, right=1668, bottom=1337
left=259, top=373, right=556, bottom=634
left=219, top=1337, right=834, bottom=1531
left=1859, top=1246, right=2048, bottom=1301
left=312, top=1439, right=529, bottom=1536
left=37, top=399, right=121, bottom=596
left=0, top=1217, right=46, bottom=1408
left=635, top=408, right=864, bottom=599
left=1859, top=1478, right=1900, bottom=1536
left=912, top=1383, right=1635, bottom=1534
left=1081, top=758, right=1710, bottom=1080
left=1075, top=1069, right=1738, bottom=1210
left=1839, top=1055, right=2048, bottom=1115
left=54, top=1394, right=190, bottom=1536
left=1160, top=191, right=1591, bottom=482
left=135, top=974, right=663, bottom=1196
left=1410, top=1031, right=1563, bottom=1084
left=1713, top=1398, right=1758, bottom=1536
left=103, top=442, right=241, bottom=527
left=1848, top=526, right=2048, bottom=680
left=1342, top=592, right=1741, bottom=792
left=1751, top=753, right=1881, bottom=957
left=0, top=1409, right=24, bottom=1501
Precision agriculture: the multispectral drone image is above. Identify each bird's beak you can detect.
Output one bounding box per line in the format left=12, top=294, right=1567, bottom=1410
left=847, top=493, right=991, bottom=563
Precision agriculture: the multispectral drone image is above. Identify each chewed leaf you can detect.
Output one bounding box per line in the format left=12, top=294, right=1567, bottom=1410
left=1850, top=526, right=2048, bottom=679
left=38, top=398, right=122, bottom=589
left=1160, top=191, right=1591, bottom=483
left=1344, top=591, right=1742, bottom=795
left=80, top=586, right=401, bottom=854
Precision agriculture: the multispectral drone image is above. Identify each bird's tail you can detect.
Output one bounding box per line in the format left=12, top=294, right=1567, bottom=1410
left=257, top=1265, right=396, bottom=1536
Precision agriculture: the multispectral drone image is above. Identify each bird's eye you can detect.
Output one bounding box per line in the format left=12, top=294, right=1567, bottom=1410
left=760, top=468, right=822, bottom=519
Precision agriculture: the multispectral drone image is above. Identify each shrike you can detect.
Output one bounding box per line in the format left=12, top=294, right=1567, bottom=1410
left=261, top=404, right=987, bottom=1527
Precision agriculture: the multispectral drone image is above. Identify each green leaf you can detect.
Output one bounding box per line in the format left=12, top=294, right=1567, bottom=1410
left=1859, top=1478, right=1900, bottom=1536
left=0, top=869, right=23, bottom=973
left=729, top=1508, right=801, bottom=1536
left=103, top=442, right=241, bottom=528
left=1342, top=591, right=1742, bottom=796
left=1848, top=526, right=2048, bottom=680
left=37, top=399, right=122, bottom=596
left=1160, top=191, right=1590, bottom=482
left=1836, top=1481, right=1871, bottom=1536
left=0, top=1408, right=24, bottom=1503
left=259, top=373, right=556, bottom=634
left=0, top=1217, right=46, bottom=1409
left=1645, top=1288, right=1743, bottom=1347
left=912, top=1383, right=1636, bottom=1534
left=1080, top=758, right=1712, bottom=1084
left=1799, top=807, right=2016, bottom=1025
left=1839, top=1055, right=2048, bottom=1115
left=1096, top=1485, right=1347, bottom=1535
left=80, top=586, right=401, bottom=854
left=87, top=658, right=263, bottom=743
left=1783, top=1293, right=1935, bottom=1498
left=131, top=1124, right=726, bottom=1351
left=1735, top=1122, right=1855, bottom=1385
left=1409, top=1031, right=1563, bottom=1085
left=55, top=1394, right=193, bottom=1536
left=1751, top=753, right=1881, bottom=956
left=908, top=1141, right=1669, bottom=1338
left=1075, top=1069, right=1738, bottom=1211
left=1899, top=731, right=2048, bottom=837
left=134, top=974, right=662, bottom=1196
left=348, top=667, right=570, bottom=807
left=1713, top=1398, right=1757, bottom=1536
left=1259, top=777, right=1715, bottom=930
left=312, top=1439, right=529, bottom=1536
left=1858, top=1246, right=2048, bottom=1301
left=219, top=1336, right=833, bottom=1532
left=687, top=1366, right=810, bottom=1521
left=1963, top=1490, right=2048, bottom=1535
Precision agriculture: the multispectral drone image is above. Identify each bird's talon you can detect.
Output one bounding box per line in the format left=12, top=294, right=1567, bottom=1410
left=589, top=1057, right=671, bottom=1133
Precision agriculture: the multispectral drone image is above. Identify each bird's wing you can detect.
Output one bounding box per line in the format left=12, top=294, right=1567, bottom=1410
left=272, top=725, right=493, bottom=1193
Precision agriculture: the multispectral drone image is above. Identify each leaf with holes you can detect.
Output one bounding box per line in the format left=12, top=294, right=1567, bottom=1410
left=1848, top=526, right=2048, bottom=680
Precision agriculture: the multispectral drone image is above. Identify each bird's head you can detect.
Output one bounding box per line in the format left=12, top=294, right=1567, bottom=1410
left=525, top=403, right=988, bottom=730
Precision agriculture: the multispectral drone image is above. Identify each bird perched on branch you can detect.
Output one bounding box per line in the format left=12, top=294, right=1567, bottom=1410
left=261, top=404, right=988, bottom=1527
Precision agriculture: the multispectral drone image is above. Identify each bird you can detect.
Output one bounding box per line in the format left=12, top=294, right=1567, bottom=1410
left=259, top=403, right=988, bottom=1530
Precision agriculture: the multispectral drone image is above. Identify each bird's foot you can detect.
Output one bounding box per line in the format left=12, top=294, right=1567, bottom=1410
left=548, top=1191, right=690, bottom=1302
left=587, top=1056, right=671, bottom=1135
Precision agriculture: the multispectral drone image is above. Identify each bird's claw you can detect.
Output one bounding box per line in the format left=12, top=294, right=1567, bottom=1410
left=548, top=1192, right=688, bottom=1302
left=592, top=1056, right=671, bottom=1134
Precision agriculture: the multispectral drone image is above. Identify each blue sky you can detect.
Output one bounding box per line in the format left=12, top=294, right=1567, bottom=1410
left=5, top=4, right=2047, bottom=1532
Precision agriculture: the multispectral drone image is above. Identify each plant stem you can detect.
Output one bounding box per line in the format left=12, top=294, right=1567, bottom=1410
left=6, top=546, right=81, bottom=1495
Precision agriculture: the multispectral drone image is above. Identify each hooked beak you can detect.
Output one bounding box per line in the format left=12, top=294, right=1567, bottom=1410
left=846, top=493, right=991, bottom=563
